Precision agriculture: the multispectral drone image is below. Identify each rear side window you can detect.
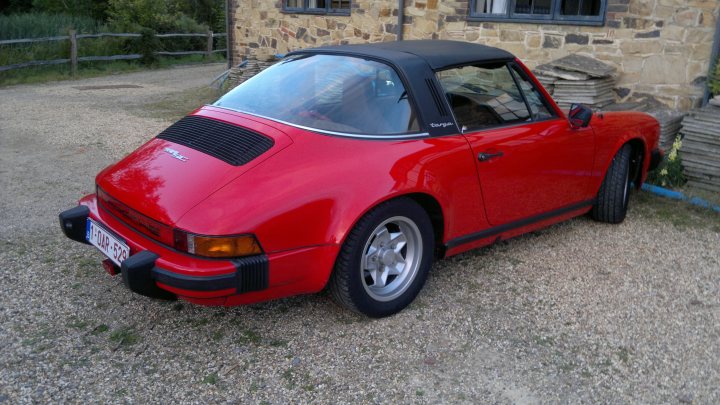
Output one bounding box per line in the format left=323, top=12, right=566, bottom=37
left=214, top=54, right=419, bottom=136
left=435, top=64, right=530, bottom=132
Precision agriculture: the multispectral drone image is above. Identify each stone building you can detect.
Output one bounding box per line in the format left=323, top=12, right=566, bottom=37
left=228, top=0, right=720, bottom=110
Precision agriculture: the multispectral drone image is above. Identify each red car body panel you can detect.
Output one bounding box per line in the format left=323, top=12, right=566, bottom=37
left=463, top=118, right=596, bottom=225
left=61, top=42, right=661, bottom=308
left=96, top=109, right=294, bottom=225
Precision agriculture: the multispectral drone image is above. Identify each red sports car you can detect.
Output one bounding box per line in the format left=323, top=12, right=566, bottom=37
left=60, top=40, right=661, bottom=317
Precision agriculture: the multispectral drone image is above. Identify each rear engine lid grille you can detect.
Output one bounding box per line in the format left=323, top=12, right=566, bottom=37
left=157, top=115, right=274, bottom=166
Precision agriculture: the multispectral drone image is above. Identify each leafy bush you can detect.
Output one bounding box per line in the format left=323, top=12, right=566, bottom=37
left=709, top=57, right=720, bottom=97
left=0, top=12, right=100, bottom=39
left=107, top=0, right=208, bottom=33
left=30, top=0, right=109, bottom=21
left=0, top=1, right=226, bottom=79
left=107, top=0, right=212, bottom=58
left=646, top=135, right=686, bottom=189
left=137, top=28, right=160, bottom=65
left=0, top=13, right=131, bottom=68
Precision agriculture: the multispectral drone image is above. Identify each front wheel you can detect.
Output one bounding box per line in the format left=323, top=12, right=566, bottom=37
left=329, top=198, right=434, bottom=318
left=592, top=144, right=632, bottom=223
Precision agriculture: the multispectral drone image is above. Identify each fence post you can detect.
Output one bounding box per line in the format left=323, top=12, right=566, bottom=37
left=69, top=29, right=78, bottom=76
left=206, top=30, right=213, bottom=58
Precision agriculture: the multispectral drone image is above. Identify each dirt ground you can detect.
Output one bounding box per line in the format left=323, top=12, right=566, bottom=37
left=1, top=63, right=719, bottom=404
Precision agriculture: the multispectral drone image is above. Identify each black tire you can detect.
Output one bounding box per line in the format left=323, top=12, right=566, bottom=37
left=592, top=144, right=632, bottom=223
left=328, top=198, right=435, bottom=318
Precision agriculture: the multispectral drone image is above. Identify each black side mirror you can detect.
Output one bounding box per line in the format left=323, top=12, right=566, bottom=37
left=568, top=103, right=593, bottom=129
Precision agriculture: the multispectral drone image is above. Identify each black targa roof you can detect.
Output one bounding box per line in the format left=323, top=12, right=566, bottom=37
left=289, top=40, right=515, bottom=71
left=287, top=40, right=517, bottom=137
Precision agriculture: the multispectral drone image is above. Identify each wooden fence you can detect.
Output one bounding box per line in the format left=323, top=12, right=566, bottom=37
left=0, top=31, right=227, bottom=74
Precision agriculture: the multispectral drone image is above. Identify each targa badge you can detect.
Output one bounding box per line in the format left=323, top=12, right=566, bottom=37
left=163, top=147, right=188, bottom=162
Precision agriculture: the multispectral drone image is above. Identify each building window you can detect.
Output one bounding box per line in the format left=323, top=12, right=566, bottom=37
left=284, top=0, right=351, bottom=15
left=470, top=0, right=606, bottom=25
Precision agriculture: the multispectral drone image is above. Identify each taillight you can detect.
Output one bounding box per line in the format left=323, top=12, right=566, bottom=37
left=97, top=187, right=263, bottom=258
left=172, top=229, right=263, bottom=258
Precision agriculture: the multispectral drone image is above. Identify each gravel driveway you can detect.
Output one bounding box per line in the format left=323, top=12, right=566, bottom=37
left=1, top=64, right=719, bottom=404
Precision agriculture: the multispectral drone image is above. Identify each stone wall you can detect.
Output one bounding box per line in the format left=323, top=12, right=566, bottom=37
left=231, top=0, right=719, bottom=110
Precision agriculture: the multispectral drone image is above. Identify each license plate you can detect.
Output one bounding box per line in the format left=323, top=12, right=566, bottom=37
left=86, top=218, right=130, bottom=267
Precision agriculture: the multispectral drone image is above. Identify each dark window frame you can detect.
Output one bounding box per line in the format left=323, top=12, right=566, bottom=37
left=282, top=0, right=351, bottom=16
left=468, top=0, right=607, bottom=26
left=506, top=62, right=558, bottom=120
left=434, top=61, right=559, bottom=134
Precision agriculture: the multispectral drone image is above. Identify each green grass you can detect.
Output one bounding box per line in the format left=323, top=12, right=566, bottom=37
left=237, top=329, right=262, bottom=345
left=91, top=324, right=110, bottom=335
left=0, top=54, right=225, bottom=87
left=66, top=316, right=89, bottom=329
left=633, top=191, right=720, bottom=231
left=139, top=84, right=222, bottom=121
left=109, top=327, right=140, bottom=347
left=616, top=347, right=631, bottom=364
left=202, top=372, right=219, bottom=385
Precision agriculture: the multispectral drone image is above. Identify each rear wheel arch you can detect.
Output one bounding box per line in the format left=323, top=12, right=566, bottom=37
left=403, top=193, right=446, bottom=259
left=335, top=192, right=446, bottom=260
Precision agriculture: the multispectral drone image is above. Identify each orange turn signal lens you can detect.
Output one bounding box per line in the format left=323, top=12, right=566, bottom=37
left=187, top=234, right=262, bottom=258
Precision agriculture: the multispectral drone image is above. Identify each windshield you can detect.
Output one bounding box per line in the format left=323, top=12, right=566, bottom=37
left=214, top=54, right=420, bottom=136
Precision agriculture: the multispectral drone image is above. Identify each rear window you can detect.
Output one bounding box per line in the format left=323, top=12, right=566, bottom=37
left=214, top=54, right=420, bottom=136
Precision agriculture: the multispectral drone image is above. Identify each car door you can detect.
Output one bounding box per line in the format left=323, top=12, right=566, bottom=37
left=435, top=62, right=595, bottom=226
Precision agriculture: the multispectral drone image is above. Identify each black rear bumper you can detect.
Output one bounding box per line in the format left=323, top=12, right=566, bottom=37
left=122, top=252, right=269, bottom=300
left=59, top=205, right=90, bottom=244
left=59, top=206, right=269, bottom=300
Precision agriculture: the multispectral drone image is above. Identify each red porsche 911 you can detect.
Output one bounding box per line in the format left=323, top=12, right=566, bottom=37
left=60, top=40, right=661, bottom=317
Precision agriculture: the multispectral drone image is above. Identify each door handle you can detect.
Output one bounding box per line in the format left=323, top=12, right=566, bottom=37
left=478, top=151, right=503, bottom=162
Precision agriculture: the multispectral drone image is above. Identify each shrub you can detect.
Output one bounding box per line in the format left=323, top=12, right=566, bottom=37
left=137, top=28, right=161, bottom=66
left=0, top=12, right=100, bottom=39
left=709, top=57, right=720, bottom=97
left=646, top=135, right=686, bottom=189
left=107, top=0, right=208, bottom=34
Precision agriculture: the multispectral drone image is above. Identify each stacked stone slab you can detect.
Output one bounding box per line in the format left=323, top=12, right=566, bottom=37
left=534, top=54, right=617, bottom=111
left=652, top=109, right=685, bottom=150
left=226, top=52, right=278, bottom=90
left=534, top=74, right=557, bottom=95
left=679, top=102, right=720, bottom=192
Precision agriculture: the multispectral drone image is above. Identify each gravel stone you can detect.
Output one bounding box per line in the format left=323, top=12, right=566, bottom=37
left=0, top=64, right=719, bottom=403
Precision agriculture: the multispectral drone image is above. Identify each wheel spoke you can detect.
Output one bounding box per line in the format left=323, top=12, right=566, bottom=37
left=367, top=244, right=378, bottom=256
left=388, top=263, right=403, bottom=275
left=366, top=268, right=379, bottom=286
left=375, top=227, right=391, bottom=246
left=390, top=232, right=406, bottom=251
left=376, top=269, right=389, bottom=287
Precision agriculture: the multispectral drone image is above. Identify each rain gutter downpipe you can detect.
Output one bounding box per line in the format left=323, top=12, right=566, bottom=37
left=225, top=0, right=232, bottom=68
left=397, top=0, right=404, bottom=41
left=704, top=11, right=720, bottom=105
